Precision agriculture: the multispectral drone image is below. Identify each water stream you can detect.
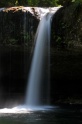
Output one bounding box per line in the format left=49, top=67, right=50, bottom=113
left=0, top=7, right=60, bottom=113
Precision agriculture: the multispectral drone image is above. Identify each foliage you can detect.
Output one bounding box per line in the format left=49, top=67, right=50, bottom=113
left=57, top=0, right=72, bottom=6
left=17, top=0, right=28, bottom=6
left=38, top=0, right=58, bottom=7
left=0, top=0, right=67, bottom=7
left=0, top=0, right=82, bottom=7
left=0, top=0, right=16, bottom=7
left=27, top=0, right=39, bottom=6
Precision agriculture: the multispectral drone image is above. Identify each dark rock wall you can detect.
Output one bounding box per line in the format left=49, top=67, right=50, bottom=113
left=51, top=3, right=82, bottom=48
left=51, top=3, right=82, bottom=104
left=0, top=8, right=39, bottom=45
left=0, top=8, right=39, bottom=106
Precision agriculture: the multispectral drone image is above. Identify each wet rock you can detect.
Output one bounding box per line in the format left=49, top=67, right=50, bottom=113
left=0, top=7, right=39, bottom=46
left=51, top=2, right=82, bottom=49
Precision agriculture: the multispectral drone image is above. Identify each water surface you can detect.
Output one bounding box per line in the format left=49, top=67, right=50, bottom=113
left=0, top=105, right=82, bottom=124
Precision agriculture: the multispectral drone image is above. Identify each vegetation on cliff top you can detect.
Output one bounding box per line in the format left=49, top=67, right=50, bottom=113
left=0, top=0, right=82, bottom=7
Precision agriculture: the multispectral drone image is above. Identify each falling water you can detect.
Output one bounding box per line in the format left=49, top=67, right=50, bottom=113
left=25, top=7, right=60, bottom=107
left=0, top=7, right=60, bottom=113
left=25, top=13, right=50, bottom=106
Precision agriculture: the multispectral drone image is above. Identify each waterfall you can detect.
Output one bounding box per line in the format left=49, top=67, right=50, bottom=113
left=25, top=7, right=60, bottom=107
left=0, top=7, right=60, bottom=113
left=25, top=13, right=51, bottom=106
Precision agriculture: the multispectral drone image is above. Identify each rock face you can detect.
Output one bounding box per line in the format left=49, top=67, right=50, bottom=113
left=0, top=7, right=40, bottom=106
left=51, top=2, right=82, bottom=48
left=50, top=2, right=82, bottom=104
left=0, top=7, right=39, bottom=46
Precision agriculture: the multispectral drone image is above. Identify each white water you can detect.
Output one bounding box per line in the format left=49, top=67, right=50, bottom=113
left=25, top=13, right=51, bottom=106
left=0, top=7, right=60, bottom=113
left=25, top=7, right=60, bottom=107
